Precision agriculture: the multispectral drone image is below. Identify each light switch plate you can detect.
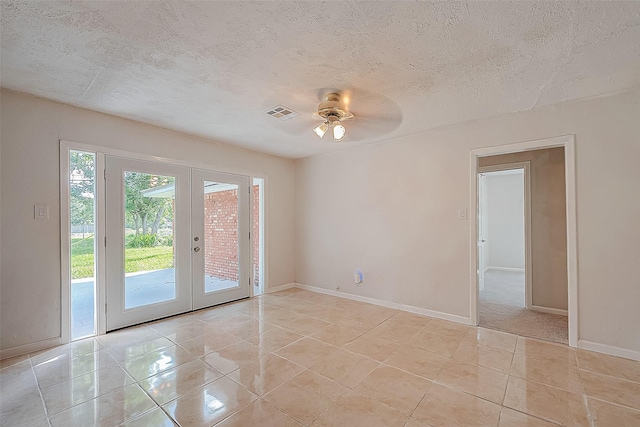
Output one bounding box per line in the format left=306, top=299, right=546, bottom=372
left=35, top=204, right=49, bottom=220
left=458, top=209, right=468, bottom=220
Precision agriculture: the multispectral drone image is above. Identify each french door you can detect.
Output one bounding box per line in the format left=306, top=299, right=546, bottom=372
left=191, top=168, right=250, bottom=310
left=105, top=156, right=250, bottom=331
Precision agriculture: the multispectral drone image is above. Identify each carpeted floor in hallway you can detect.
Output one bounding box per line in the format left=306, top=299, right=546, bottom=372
left=479, top=269, right=568, bottom=344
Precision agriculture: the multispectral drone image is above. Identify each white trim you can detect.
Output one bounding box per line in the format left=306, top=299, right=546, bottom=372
left=564, top=138, right=579, bottom=348
left=60, top=139, right=259, bottom=178
left=469, top=151, right=479, bottom=325
left=470, top=134, right=579, bottom=348
left=472, top=135, right=572, bottom=157
left=578, top=340, right=640, bottom=362
left=531, top=305, right=568, bottom=316
left=485, top=267, right=525, bottom=273
left=294, top=283, right=471, bottom=325
left=95, top=153, right=107, bottom=336
left=267, top=283, right=295, bottom=293
left=0, top=338, right=61, bottom=360
left=60, top=142, right=71, bottom=344
left=398, top=303, right=472, bottom=325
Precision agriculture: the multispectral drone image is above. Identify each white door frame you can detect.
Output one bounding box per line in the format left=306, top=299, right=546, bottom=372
left=60, top=140, right=266, bottom=343
left=469, top=135, right=578, bottom=347
left=478, top=162, right=532, bottom=310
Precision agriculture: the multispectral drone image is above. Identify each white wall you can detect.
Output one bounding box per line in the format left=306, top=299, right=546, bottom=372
left=485, top=171, right=524, bottom=270
left=295, top=88, right=640, bottom=356
left=0, top=90, right=295, bottom=353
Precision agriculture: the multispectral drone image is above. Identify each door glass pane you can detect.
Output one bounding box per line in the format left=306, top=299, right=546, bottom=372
left=70, top=150, right=96, bottom=340
left=203, top=181, right=239, bottom=292
left=124, top=172, right=176, bottom=309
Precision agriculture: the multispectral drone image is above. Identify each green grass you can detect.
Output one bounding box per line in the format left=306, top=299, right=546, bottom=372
left=124, top=247, right=174, bottom=273
left=70, top=236, right=173, bottom=279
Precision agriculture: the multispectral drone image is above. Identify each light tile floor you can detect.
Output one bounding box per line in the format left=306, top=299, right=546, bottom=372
left=1, top=288, right=639, bottom=426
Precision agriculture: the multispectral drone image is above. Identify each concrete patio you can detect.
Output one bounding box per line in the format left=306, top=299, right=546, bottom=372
left=71, top=268, right=237, bottom=339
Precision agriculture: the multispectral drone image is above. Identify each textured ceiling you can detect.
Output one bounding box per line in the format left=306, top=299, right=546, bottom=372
left=2, top=1, right=640, bottom=158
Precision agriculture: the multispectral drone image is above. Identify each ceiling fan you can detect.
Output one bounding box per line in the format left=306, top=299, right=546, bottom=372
left=263, top=88, right=403, bottom=142
left=312, top=92, right=354, bottom=141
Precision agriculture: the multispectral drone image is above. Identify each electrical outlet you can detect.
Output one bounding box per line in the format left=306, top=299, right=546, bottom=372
left=354, top=270, right=363, bottom=285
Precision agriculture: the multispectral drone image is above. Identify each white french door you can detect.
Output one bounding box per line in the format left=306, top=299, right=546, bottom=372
left=191, top=169, right=250, bottom=310
left=105, top=156, right=250, bottom=331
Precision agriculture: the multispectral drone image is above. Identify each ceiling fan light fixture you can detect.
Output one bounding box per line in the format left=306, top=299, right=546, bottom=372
left=332, top=120, right=346, bottom=141
left=314, top=121, right=329, bottom=138
left=313, top=92, right=353, bottom=142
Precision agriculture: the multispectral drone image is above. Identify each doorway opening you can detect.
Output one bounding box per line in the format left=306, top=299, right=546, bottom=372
left=470, top=135, right=578, bottom=347
left=478, top=166, right=529, bottom=310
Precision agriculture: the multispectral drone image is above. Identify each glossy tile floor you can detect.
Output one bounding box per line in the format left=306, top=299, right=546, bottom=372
left=2, top=288, right=639, bottom=426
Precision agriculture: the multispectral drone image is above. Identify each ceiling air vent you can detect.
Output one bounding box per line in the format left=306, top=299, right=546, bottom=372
left=266, top=105, right=299, bottom=121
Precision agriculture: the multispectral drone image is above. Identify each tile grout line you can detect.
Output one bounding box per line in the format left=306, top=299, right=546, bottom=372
left=29, top=355, right=52, bottom=426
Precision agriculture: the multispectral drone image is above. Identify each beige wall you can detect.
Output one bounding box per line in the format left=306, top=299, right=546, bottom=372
left=295, top=88, right=640, bottom=355
left=480, top=148, right=567, bottom=311
left=0, top=89, right=295, bottom=352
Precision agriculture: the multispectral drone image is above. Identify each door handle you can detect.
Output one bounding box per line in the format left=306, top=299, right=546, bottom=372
left=194, top=247, right=200, bottom=252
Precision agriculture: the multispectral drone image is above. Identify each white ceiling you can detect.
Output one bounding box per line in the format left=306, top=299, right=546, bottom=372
left=2, top=1, right=640, bottom=159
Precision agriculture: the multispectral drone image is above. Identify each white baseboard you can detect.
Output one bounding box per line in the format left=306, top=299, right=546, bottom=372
left=578, top=339, right=640, bottom=362
left=0, top=337, right=61, bottom=360
left=294, top=283, right=471, bottom=326
left=397, top=303, right=472, bottom=325
left=267, top=283, right=295, bottom=293
left=486, top=266, right=525, bottom=273
left=530, top=305, right=568, bottom=316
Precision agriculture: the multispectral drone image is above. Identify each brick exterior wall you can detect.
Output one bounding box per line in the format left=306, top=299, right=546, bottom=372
left=203, top=185, right=260, bottom=284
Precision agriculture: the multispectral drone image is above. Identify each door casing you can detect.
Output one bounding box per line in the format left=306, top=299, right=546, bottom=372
left=469, top=135, right=578, bottom=347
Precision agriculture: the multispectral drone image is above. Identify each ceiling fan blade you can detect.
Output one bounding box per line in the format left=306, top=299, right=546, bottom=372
left=342, top=115, right=403, bottom=141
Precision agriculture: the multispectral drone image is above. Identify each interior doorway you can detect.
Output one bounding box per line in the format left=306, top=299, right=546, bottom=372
left=470, top=135, right=578, bottom=347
